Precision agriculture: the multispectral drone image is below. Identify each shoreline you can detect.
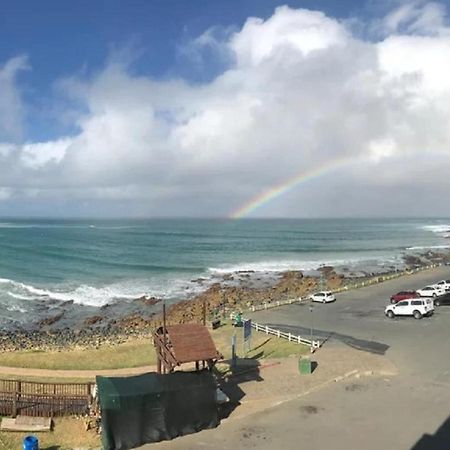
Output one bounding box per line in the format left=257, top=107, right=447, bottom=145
left=1, top=249, right=449, bottom=353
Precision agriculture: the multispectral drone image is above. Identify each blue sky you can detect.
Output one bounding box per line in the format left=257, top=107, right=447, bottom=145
left=1, top=0, right=368, bottom=142
left=1, top=1, right=450, bottom=217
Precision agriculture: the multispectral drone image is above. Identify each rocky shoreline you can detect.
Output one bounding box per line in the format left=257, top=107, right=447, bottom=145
left=1, top=250, right=449, bottom=353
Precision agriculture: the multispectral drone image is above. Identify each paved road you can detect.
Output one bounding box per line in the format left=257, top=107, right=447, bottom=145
left=151, top=375, right=450, bottom=450
left=250, top=266, right=450, bottom=380
left=144, top=267, right=450, bottom=450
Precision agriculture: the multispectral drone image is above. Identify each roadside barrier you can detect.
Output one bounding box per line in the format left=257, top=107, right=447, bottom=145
left=249, top=297, right=304, bottom=312
left=229, top=312, right=321, bottom=349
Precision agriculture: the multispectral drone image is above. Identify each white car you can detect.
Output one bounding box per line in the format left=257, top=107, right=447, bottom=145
left=310, top=291, right=335, bottom=303
left=385, top=298, right=434, bottom=319
left=416, top=285, right=446, bottom=297
left=434, top=280, right=450, bottom=292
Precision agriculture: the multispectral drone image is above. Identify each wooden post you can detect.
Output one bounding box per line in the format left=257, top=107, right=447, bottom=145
left=202, top=297, right=206, bottom=326
left=163, top=301, right=167, bottom=346
left=157, top=356, right=162, bottom=374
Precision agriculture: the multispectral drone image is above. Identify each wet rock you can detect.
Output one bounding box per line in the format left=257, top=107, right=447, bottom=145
left=135, top=296, right=162, bottom=306
left=39, top=312, right=64, bottom=327
left=83, top=315, right=103, bottom=326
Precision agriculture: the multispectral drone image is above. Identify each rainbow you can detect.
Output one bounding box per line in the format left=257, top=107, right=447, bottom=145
left=230, top=156, right=353, bottom=219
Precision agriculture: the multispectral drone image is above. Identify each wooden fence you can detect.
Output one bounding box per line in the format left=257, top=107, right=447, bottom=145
left=252, top=322, right=321, bottom=349
left=0, top=379, right=93, bottom=417
left=230, top=312, right=321, bottom=349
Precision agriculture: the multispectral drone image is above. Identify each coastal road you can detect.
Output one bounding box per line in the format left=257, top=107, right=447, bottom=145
left=249, top=265, right=450, bottom=380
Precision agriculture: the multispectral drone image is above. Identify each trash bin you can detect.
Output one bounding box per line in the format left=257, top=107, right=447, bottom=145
left=23, top=435, right=39, bottom=450
left=299, top=357, right=312, bottom=375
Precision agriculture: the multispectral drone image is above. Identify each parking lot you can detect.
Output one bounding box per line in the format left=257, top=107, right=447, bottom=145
left=149, top=266, right=450, bottom=450
left=250, top=265, right=450, bottom=381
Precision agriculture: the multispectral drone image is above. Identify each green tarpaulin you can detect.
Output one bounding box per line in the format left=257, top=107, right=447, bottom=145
left=97, top=371, right=219, bottom=450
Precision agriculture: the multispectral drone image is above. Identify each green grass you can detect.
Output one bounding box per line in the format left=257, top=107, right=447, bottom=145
left=0, top=339, right=156, bottom=371
left=0, top=322, right=308, bottom=374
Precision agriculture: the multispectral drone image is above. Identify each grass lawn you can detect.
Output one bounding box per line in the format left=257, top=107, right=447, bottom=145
left=0, top=322, right=308, bottom=373
left=0, top=339, right=156, bottom=371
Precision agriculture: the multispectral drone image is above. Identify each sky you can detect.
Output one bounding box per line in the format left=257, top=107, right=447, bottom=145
left=1, top=0, right=450, bottom=218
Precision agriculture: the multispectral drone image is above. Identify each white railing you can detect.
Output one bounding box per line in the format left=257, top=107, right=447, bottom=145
left=252, top=321, right=321, bottom=349
left=230, top=312, right=320, bottom=349
left=250, top=297, right=304, bottom=312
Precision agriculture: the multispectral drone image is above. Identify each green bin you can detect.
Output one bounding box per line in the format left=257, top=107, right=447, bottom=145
left=299, top=357, right=312, bottom=375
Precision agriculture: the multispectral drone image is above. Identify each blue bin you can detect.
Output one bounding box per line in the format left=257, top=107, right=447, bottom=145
left=23, top=435, right=39, bottom=450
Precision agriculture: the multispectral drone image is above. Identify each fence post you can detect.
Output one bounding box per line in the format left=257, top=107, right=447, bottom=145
left=12, top=380, right=21, bottom=418
left=297, top=335, right=301, bottom=344
left=288, top=332, right=291, bottom=342
left=265, top=325, right=268, bottom=334
left=277, top=330, right=280, bottom=337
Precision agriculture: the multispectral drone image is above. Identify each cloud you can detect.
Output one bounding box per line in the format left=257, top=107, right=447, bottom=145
left=381, top=1, right=447, bottom=36
left=0, top=55, right=28, bottom=141
left=1, top=4, right=450, bottom=217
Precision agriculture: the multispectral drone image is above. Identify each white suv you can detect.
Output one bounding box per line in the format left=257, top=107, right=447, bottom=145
left=434, top=280, right=450, bottom=292
left=416, top=285, right=445, bottom=297
left=385, top=298, right=434, bottom=319
left=310, top=291, right=335, bottom=303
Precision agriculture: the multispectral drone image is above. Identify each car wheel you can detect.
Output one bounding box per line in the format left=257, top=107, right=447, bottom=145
left=322, top=299, right=326, bottom=304
left=433, top=293, right=437, bottom=297
left=413, top=310, right=422, bottom=319
left=387, top=310, right=394, bottom=319
left=435, top=300, right=441, bottom=307
left=390, top=299, right=395, bottom=304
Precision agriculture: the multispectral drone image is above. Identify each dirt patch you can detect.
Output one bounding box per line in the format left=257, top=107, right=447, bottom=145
left=345, top=383, right=369, bottom=392
left=300, top=405, right=324, bottom=415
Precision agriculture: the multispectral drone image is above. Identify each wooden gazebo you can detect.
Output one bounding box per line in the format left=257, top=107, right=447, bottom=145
left=153, top=323, right=222, bottom=374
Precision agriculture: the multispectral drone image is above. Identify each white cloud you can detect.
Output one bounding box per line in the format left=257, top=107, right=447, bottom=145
left=382, top=1, right=447, bottom=35
left=21, top=138, right=72, bottom=169
left=0, top=55, right=28, bottom=141
left=2, top=4, right=450, bottom=216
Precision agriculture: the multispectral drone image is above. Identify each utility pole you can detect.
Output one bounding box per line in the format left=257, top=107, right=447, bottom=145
left=309, top=305, right=314, bottom=353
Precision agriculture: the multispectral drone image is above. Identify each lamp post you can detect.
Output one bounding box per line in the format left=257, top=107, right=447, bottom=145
left=309, top=305, right=314, bottom=353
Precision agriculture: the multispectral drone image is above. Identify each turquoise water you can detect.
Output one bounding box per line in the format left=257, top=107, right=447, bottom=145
left=0, top=218, right=449, bottom=321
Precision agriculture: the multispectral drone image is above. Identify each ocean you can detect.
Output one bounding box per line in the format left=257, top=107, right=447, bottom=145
left=0, top=218, right=449, bottom=327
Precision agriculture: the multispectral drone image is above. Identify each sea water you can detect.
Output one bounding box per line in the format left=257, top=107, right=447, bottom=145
left=0, top=218, right=449, bottom=325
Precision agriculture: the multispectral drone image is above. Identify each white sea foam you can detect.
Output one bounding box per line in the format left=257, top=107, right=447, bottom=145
left=5, top=304, right=27, bottom=313
left=406, top=245, right=450, bottom=250
left=0, top=276, right=207, bottom=307
left=208, top=257, right=383, bottom=274
left=421, top=225, right=450, bottom=234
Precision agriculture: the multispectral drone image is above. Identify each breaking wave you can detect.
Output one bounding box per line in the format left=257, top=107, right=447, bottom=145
left=406, top=245, right=450, bottom=250
left=208, top=256, right=398, bottom=275
left=0, top=276, right=207, bottom=307
left=421, top=225, right=450, bottom=234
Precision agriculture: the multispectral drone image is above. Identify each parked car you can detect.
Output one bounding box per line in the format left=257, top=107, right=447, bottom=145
left=416, top=285, right=446, bottom=297
left=310, top=291, right=335, bottom=303
left=434, top=280, right=450, bottom=292
left=390, top=291, right=419, bottom=304
left=434, top=292, right=450, bottom=306
left=385, top=298, right=434, bottom=319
